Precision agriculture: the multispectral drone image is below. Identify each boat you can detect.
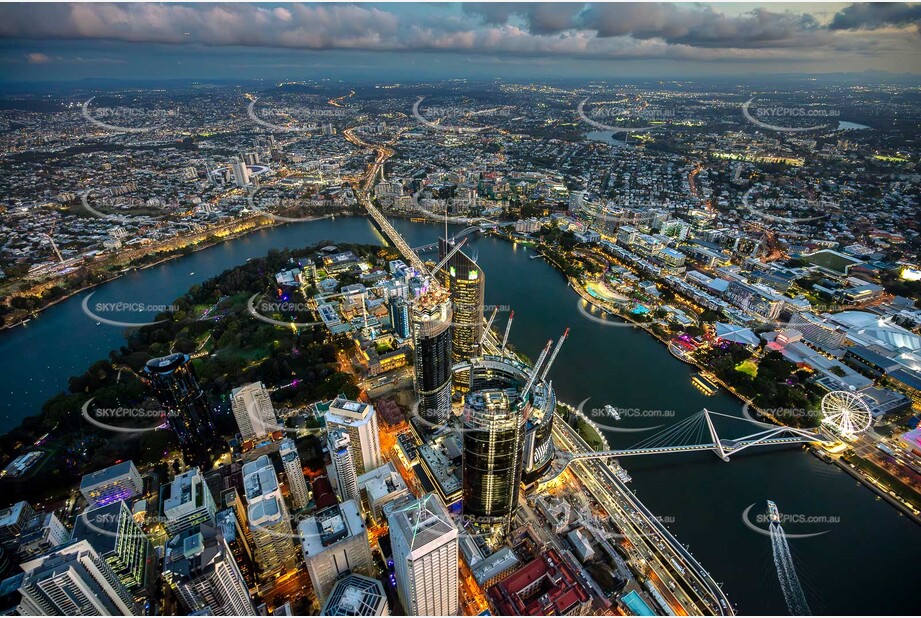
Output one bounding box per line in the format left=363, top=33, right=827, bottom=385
left=691, top=373, right=719, bottom=396
left=603, top=404, right=621, bottom=421
left=767, top=500, right=780, bottom=523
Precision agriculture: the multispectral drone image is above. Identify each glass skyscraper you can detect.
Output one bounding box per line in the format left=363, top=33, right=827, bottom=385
left=410, top=290, right=453, bottom=427
left=437, top=237, right=485, bottom=365
left=143, top=353, right=216, bottom=463
left=461, top=389, right=525, bottom=547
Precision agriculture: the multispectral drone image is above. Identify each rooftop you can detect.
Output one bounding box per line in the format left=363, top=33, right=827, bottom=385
left=321, top=574, right=388, bottom=616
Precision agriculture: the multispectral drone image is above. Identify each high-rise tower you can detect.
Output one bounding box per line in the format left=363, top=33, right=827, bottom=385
left=324, top=396, right=382, bottom=475
left=19, top=540, right=139, bottom=616
left=387, top=493, right=458, bottom=616
left=230, top=382, right=278, bottom=442
left=461, top=389, right=526, bottom=547
left=299, top=500, right=372, bottom=602
left=143, top=353, right=216, bottom=463
left=72, top=501, right=156, bottom=601
left=327, top=429, right=359, bottom=504
left=437, top=237, right=484, bottom=365
left=279, top=439, right=310, bottom=510
left=410, top=289, right=453, bottom=427
left=389, top=297, right=411, bottom=339
left=242, top=456, right=298, bottom=582
left=162, top=467, right=218, bottom=537
left=162, top=524, right=255, bottom=616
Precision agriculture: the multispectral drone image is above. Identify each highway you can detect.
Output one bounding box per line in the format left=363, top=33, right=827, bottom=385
left=553, top=419, right=735, bottom=616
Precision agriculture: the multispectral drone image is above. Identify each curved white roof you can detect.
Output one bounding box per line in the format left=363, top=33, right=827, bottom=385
left=833, top=311, right=921, bottom=353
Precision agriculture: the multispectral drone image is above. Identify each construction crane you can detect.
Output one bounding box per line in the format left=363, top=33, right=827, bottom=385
left=479, top=306, right=499, bottom=346
left=539, top=328, right=569, bottom=382
left=500, top=310, right=515, bottom=355
left=521, top=339, right=554, bottom=401
left=429, top=237, right=468, bottom=277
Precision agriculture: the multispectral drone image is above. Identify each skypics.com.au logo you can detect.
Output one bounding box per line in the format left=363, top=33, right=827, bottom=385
left=740, top=189, right=838, bottom=225
left=577, top=96, right=675, bottom=133
left=79, top=190, right=177, bottom=222
left=82, top=97, right=176, bottom=133
left=247, top=97, right=348, bottom=133
left=741, top=96, right=839, bottom=133
left=247, top=186, right=329, bottom=223
left=81, top=398, right=175, bottom=434
left=576, top=397, right=675, bottom=434
left=575, top=297, right=648, bottom=329
left=246, top=294, right=324, bottom=329
left=412, top=97, right=510, bottom=133
left=740, top=503, right=837, bottom=539
left=81, top=292, right=176, bottom=328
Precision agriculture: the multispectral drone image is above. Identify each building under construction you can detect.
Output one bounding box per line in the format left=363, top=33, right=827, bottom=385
left=458, top=330, right=568, bottom=546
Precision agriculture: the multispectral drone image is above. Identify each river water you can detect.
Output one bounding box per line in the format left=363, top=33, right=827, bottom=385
left=1, top=217, right=916, bottom=614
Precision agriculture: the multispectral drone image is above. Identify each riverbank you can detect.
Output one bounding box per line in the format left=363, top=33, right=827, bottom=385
left=825, top=449, right=921, bottom=524
left=1, top=213, right=335, bottom=332
left=509, top=231, right=921, bottom=526
left=557, top=401, right=610, bottom=452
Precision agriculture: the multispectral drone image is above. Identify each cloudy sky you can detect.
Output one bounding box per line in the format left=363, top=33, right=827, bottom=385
left=1, top=2, right=919, bottom=82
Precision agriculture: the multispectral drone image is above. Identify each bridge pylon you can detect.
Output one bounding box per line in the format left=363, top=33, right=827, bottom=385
left=703, top=408, right=730, bottom=461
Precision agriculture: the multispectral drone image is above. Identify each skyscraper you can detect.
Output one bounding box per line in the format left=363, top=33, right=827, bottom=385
left=0, top=501, right=34, bottom=553
left=214, top=507, right=257, bottom=593
left=79, top=461, right=144, bottom=508
left=299, top=500, right=372, bottom=602
left=242, top=456, right=298, bottom=582
left=18, top=539, right=139, bottom=616
left=461, top=389, right=526, bottom=547
left=388, top=297, right=411, bottom=339
left=437, top=237, right=485, bottom=364
left=463, top=354, right=559, bottom=482
left=71, top=500, right=156, bottom=601
left=143, top=353, right=216, bottom=463
left=410, top=290, right=453, bottom=427
left=162, top=524, right=255, bottom=616
left=231, top=156, right=250, bottom=188
left=324, top=396, right=382, bottom=475
left=15, top=512, right=70, bottom=562
left=230, top=381, right=278, bottom=442
left=327, top=429, right=359, bottom=504
left=387, top=493, right=458, bottom=616
left=279, top=438, right=310, bottom=510
left=162, top=467, right=218, bottom=537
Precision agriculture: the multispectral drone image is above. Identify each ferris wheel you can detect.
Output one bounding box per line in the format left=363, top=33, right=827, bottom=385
left=820, top=390, right=872, bottom=436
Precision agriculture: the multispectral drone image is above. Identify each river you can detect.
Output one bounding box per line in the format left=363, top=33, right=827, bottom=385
left=1, top=217, right=917, bottom=614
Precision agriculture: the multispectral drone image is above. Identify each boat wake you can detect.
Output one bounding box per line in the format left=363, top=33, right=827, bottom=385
left=770, top=521, right=812, bottom=615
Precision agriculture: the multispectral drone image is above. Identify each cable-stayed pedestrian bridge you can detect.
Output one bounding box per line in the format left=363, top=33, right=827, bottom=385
left=555, top=409, right=831, bottom=474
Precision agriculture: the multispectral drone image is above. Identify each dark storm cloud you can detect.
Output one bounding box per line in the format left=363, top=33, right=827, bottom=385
left=582, top=4, right=825, bottom=48
left=464, top=3, right=829, bottom=49
left=829, top=3, right=921, bottom=31
left=0, top=2, right=916, bottom=61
